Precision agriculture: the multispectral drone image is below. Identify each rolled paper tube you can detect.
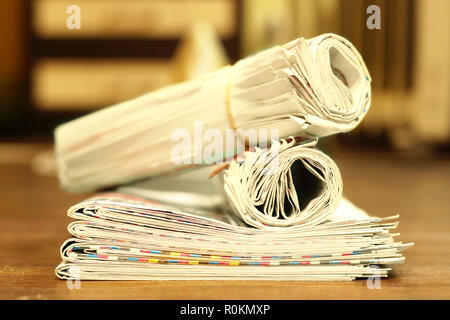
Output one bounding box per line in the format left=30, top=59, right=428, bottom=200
left=224, top=138, right=342, bottom=228
left=55, top=33, right=370, bottom=193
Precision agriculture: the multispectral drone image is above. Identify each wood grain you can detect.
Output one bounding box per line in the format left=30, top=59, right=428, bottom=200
left=0, top=148, right=449, bottom=299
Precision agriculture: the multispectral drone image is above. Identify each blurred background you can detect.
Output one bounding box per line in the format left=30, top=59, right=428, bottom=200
left=1, top=1, right=450, bottom=300
left=1, top=0, right=449, bottom=170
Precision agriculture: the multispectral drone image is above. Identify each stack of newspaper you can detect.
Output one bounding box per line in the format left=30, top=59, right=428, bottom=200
left=54, top=33, right=412, bottom=281
left=56, top=193, right=411, bottom=281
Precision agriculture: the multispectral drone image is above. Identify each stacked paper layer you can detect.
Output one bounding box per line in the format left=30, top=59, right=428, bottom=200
left=56, top=194, right=412, bottom=281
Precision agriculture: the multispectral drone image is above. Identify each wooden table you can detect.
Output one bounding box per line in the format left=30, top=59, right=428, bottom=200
left=0, top=146, right=449, bottom=299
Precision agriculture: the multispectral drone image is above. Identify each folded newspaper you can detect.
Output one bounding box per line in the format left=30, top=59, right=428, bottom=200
left=56, top=193, right=412, bottom=281
left=54, top=33, right=371, bottom=193
left=56, top=139, right=412, bottom=281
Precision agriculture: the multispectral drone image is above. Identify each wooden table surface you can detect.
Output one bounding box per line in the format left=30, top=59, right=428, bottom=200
left=0, top=146, right=449, bottom=299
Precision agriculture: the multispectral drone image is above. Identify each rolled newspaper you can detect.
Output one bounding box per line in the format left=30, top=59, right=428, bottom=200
left=55, top=33, right=370, bottom=193
left=224, top=138, right=342, bottom=228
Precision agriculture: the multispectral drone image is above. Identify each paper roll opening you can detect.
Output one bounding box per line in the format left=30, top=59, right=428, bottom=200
left=289, top=159, right=325, bottom=211
left=329, top=46, right=360, bottom=90
left=254, top=159, right=326, bottom=218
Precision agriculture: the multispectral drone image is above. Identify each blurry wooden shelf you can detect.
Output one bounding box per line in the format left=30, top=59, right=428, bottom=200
left=25, top=0, right=242, bottom=131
